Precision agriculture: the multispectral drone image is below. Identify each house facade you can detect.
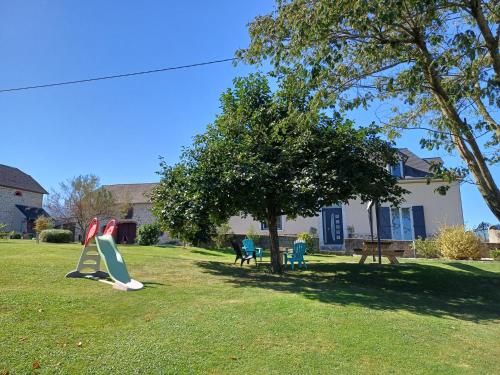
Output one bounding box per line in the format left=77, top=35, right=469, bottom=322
left=228, top=149, right=464, bottom=251
left=0, top=164, right=49, bottom=234
left=102, top=183, right=160, bottom=243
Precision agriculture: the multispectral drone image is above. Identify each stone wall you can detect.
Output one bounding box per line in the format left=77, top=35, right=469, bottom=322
left=0, top=186, right=44, bottom=232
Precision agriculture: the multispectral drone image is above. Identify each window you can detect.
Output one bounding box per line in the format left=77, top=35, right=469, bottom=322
left=390, top=162, right=404, bottom=178
left=390, top=207, right=413, bottom=240
left=261, top=216, right=283, bottom=231
left=14, top=191, right=23, bottom=196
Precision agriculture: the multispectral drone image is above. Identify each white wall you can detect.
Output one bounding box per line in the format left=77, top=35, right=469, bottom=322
left=227, top=180, right=463, bottom=240
left=344, top=180, right=463, bottom=237
left=228, top=214, right=319, bottom=236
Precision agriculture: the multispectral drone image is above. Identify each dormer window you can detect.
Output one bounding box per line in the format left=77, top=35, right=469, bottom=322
left=390, top=162, right=404, bottom=178
left=14, top=191, right=23, bottom=197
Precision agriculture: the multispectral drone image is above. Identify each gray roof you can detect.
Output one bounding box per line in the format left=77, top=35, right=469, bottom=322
left=16, top=205, right=50, bottom=220
left=398, top=149, right=443, bottom=179
left=103, top=183, right=158, bottom=204
left=0, top=164, right=48, bottom=194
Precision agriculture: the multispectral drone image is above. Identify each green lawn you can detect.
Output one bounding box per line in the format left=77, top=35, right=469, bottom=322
left=1, top=240, right=499, bottom=374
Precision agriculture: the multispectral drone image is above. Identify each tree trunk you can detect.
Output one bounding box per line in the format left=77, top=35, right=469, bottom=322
left=415, top=33, right=500, bottom=220
left=267, top=214, right=283, bottom=274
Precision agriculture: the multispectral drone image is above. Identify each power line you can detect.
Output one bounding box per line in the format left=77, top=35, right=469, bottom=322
left=0, top=57, right=238, bottom=93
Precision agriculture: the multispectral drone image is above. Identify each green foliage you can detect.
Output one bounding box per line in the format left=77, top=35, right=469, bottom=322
left=39, top=229, right=73, bottom=243
left=240, top=0, right=500, bottom=219
left=151, top=163, right=216, bottom=246
left=245, top=225, right=260, bottom=246
left=413, top=237, right=440, bottom=258
left=297, top=232, right=316, bottom=253
left=9, top=232, right=22, bottom=239
left=137, top=222, right=162, bottom=246
left=213, top=222, right=232, bottom=249
left=34, top=216, right=54, bottom=235
left=490, top=249, right=500, bottom=261
left=160, top=73, right=404, bottom=272
left=436, top=226, right=485, bottom=260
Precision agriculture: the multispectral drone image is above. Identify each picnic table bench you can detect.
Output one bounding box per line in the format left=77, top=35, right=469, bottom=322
left=353, top=240, right=405, bottom=265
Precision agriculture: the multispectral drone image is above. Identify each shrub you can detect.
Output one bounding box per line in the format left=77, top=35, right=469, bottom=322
left=34, top=216, right=53, bottom=235
left=39, top=229, right=73, bottom=243
left=491, top=249, right=500, bottom=260
left=413, top=237, right=440, bottom=258
left=213, top=222, right=232, bottom=249
left=297, top=232, right=316, bottom=253
left=9, top=232, right=22, bottom=239
left=246, top=225, right=260, bottom=245
left=436, top=225, right=485, bottom=260
left=137, top=222, right=162, bottom=246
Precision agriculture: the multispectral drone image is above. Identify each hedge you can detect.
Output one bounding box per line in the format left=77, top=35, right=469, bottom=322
left=39, top=229, right=73, bottom=243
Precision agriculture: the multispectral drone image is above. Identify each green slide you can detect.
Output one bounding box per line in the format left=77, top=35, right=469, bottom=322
left=95, top=235, right=144, bottom=291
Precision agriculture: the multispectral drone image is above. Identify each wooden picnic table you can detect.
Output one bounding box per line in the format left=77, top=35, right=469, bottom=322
left=354, top=240, right=405, bottom=265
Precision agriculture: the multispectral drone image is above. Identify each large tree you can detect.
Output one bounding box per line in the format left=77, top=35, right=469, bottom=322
left=239, top=0, right=500, bottom=219
left=153, top=73, right=405, bottom=273
left=47, top=174, right=115, bottom=241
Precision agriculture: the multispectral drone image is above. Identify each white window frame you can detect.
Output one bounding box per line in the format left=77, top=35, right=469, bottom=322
left=261, top=215, right=284, bottom=231
left=389, top=206, right=414, bottom=241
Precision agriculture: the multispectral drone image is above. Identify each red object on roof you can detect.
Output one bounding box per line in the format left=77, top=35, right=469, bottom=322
left=84, top=218, right=99, bottom=246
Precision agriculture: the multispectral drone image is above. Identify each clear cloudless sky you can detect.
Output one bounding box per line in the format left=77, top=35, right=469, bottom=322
left=0, top=1, right=497, bottom=228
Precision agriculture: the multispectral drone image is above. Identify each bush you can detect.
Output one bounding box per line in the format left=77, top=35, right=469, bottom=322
left=246, top=225, right=260, bottom=245
left=39, top=229, right=73, bottom=243
left=436, top=225, right=485, bottom=260
left=413, top=237, right=440, bottom=258
left=34, top=216, right=53, bottom=235
left=9, top=232, right=22, bottom=239
left=137, top=222, right=162, bottom=246
left=491, top=249, right=500, bottom=260
left=213, top=222, right=232, bottom=249
left=297, top=232, right=316, bottom=253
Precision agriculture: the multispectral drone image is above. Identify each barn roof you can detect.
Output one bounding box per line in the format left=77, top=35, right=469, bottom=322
left=0, top=164, right=48, bottom=194
left=103, top=183, right=158, bottom=204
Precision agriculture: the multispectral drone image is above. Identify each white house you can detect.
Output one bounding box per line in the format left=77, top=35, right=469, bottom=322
left=228, top=149, right=464, bottom=251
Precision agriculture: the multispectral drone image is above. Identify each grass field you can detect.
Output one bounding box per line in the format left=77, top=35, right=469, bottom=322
left=1, top=240, right=499, bottom=374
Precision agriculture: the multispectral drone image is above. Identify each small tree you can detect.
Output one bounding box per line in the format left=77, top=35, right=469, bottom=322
left=154, top=74, right=405, bottom=273
left=46, top=175, right=115, bottom=242
left=34, top=216, right=54, bottom=243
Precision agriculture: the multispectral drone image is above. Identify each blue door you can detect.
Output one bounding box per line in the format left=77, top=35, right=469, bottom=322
left=322, top=207, right=343, bottom=245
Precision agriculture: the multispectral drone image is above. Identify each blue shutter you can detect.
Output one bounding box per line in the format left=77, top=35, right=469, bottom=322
left=412, top=206, right=427, bottom=239
left=377, top=206, right=392, bottom=239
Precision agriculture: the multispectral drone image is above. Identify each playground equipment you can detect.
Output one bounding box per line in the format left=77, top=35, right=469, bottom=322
left=66, top=218, right=144, bottom=291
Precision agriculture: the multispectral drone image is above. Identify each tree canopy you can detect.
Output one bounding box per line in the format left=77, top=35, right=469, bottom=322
left=152, top=73, right=405, bottom=272
left=238, top=0, right=499, bottom=219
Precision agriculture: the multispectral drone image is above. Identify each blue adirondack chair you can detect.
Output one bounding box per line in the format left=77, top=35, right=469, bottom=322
left=242, top=239, right=264, bottom=261
left=285, top=241, right=307, bottom=270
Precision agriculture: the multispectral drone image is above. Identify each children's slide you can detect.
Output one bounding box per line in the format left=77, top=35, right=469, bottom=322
left=66, top=218, right=143, bottom=291
left=94, top=234, right=143, bottom=291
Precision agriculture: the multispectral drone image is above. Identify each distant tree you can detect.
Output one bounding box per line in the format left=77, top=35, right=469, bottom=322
left=239, top=0, right=500, bottom=219
left=118, top=193, right=134, bottom=219
left=46, top=174, right=115, bottom=241
left=34, top=216, right=54, bottom=243
left=154, top=73, right=405, bottom=273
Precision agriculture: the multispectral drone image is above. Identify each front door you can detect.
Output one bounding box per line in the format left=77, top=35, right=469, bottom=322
left=322, top=207, right=343, bottom=245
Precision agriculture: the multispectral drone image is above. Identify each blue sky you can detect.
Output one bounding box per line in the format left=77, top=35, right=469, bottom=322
left=0, top=1, right=497, bottom=228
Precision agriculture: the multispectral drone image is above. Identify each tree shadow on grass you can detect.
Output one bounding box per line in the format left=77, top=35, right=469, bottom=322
left=196, top=260, right=500, bottom=322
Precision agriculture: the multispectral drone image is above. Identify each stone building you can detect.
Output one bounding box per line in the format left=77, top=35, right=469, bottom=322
left=0, top=164, right=49, bottom=234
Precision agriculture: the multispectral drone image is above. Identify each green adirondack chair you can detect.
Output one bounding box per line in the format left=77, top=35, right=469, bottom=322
left=285, top=241, right=308, bottom=270
left=242, top=239, right=264, bottom=261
